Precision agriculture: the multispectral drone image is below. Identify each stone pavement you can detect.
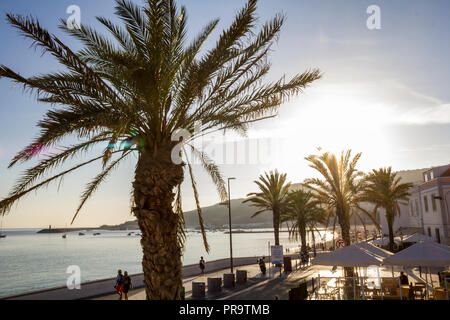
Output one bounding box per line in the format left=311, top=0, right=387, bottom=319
left=94, top=258, right=443, bottom=300
left=94, top=260, right=295, bottom=300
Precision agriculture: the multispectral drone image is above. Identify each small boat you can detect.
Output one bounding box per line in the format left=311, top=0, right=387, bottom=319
left=0, top=235, right=6, bottom=239
left=127, top=232, right=132, bottom=236
left=62, top=234, right=67, bottom=239
left=93, top=233, right=101, bottom=236
left=79, top=232, right=85, bottom=236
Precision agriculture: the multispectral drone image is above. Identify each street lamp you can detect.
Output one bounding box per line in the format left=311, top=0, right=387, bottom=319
left=228, top=177, right=236, bottom=274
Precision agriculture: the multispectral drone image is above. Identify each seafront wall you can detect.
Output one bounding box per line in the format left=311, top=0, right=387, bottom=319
left=3, top=254, right=298, bottom=300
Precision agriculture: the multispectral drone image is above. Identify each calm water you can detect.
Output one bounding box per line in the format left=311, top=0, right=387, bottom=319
left=0, top=228, right=333, bottom=298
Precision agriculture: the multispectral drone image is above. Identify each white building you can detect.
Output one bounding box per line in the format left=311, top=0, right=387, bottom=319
left=378, top=164, right=450, bottom=245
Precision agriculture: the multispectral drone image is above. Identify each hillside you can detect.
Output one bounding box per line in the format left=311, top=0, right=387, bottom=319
left=183, top=198, right=272, bottom=228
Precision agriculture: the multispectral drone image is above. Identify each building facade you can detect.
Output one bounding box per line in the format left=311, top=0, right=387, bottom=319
left=379, top=164, right=450, bottom=245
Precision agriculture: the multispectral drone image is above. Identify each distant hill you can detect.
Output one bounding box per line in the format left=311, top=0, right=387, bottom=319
left=99, top=220, right=139, bottom=230
left=183, top=198, right=273, bottom=228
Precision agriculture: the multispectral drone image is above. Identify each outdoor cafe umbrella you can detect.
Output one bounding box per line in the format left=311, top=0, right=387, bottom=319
left=371, top=237, right=401, bottom=247
left=313, top=244, right=387, bottom=300
left=313, top=244, right=384, bottom=267
left=383, top=241, right=450, bottom=267
left=355, top=242, right=393, bottom=259
left=383, top=241, right=450, bottom=299
left=402, top=233, right=435, bottom=243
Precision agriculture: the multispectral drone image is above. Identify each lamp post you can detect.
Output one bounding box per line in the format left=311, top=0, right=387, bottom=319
left=228, top=177, right=236, bottom=274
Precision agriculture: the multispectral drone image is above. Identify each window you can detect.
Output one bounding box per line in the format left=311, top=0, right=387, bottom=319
left=415, top=199, right=419, bottom=216
left=430, top=171, right=434, bottom=180
left=435, top=228, right=441, bottom=244
left=431, top=195, right=437, bottom=212
left=427, top=227, right=432, bottom=237
left=423, top=196, right=429, bottom=212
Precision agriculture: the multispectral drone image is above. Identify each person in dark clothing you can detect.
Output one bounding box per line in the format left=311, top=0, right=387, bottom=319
left=258, top=257, right=267, bottom=276
left=122, top=271, right=133, bottom=300
left=399, top=272, right=409, bottom=285
left=199, top=257, right=206, bottom=275
left=115, top=269, right=124, bottom=300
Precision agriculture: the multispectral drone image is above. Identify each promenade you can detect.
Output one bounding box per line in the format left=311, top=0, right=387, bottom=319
left=95, top=261, right=301, bottom=300
left=4, top=251, right=442, bottom=300
left=4, top=255, right=297, bottom=300
left=95, top=258, right=442, bottom=300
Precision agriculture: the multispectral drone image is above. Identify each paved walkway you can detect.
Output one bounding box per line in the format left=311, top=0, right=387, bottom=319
left=94, top=257, right=443, bottom=300
left=224, top=267, right=315, bottom=300
left=95, top=261, right=290, bottom=300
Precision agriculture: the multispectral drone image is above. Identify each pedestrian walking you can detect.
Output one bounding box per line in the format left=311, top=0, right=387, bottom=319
left=114, top=269, right=124, bottom=300
left=122, top=271, right=133, bottom=300
left=199, top=256, right=206, bottom=275
left=258, top=257, right=267, bottom=276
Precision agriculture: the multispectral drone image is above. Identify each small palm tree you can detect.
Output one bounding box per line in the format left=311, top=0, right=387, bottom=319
left=306, top=204, right=327, bottom=254
left=0, top=0, right=321, bottom=299
left=304, top=149, right=379, bottom=281
left=363, top=167, right=413, bottom=251
left=281, top=189, right=325, bottom=253
left=244, top=170, right=291, bottom=245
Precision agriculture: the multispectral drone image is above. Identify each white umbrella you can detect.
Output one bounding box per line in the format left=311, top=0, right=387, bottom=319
left=383, top=241, right=450, bottom=267
left=371, top=237, right=401, bottom=246
left=402, top=233, right=435, bottom=243
left=355, top=242, right=393, bottom=259
left=313, top=244, right=384, bottom=267
left=383, top=241, right=450, bottom=299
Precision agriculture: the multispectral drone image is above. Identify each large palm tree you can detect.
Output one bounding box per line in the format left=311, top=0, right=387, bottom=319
left=362, top=167, right=413, bottom=251
left=244, top=170, right=291, bottom=245
left=281, top=189, right=325, bottom=253
left=304, top=150, right=378, bottom=278
left=0, top=0, right=321, bottom=299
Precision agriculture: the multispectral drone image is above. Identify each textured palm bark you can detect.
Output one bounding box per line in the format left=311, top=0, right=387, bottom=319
left=311, top=229, right=316, bottom=255
left=273, top=207, right=280, bottom=246
left=132, top=146, right=184, bottom=300
left=299, top=223, right=307, bottom=252
left=336, top=207, right=355, bottom=299
left=386, top=209, right=395, bottom=252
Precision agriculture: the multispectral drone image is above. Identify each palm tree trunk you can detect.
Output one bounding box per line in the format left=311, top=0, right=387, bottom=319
left=338, top=213, right=352, bottom=247
left=311, top=228, right=316, bottom=257
left=273, top=207, right=280, bottom=246
left=132, top=148, right=184, bottom=300
left=337, top=207, right=355, bottom=299
left=300, top=223, right=307, bottom=252
left=386, top=209, right=395, bottom=252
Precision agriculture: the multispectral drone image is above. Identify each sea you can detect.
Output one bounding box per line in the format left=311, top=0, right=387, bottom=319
left=0, top=228, right=334, bottom=298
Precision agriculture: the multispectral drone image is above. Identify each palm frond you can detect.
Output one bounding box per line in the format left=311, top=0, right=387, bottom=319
left=184, top=149, right=210, bottom=252
left=188, top=145, right=228, bottom=203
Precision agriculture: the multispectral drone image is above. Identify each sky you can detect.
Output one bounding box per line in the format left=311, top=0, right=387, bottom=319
left=0, top=0, right=449, bottom=228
